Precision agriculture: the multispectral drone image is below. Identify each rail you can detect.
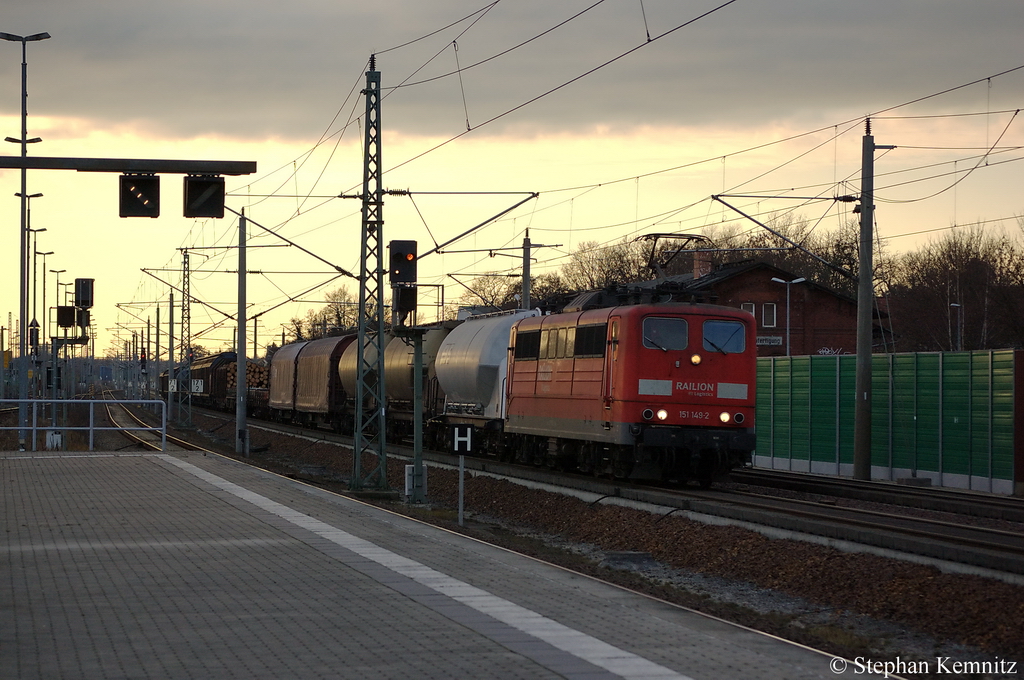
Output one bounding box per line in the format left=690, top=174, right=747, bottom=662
left=0, top=399, right=167, bottom=452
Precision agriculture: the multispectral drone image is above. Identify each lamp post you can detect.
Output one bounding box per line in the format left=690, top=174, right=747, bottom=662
left=771, top=276, right=805, bottom=357
left=27, top=231, right=48, bottom=397
left=37, top=250, right=53, bottom=396
left=37, top=252, right=54, bottom=337
left=21, top=193, right=44, bottom=320
left=2, top=30, right=51, bottom=450
left=27, top=222, right=46, bottom=397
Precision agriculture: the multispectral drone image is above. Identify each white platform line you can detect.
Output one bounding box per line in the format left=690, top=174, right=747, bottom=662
left=159, top=455, right=694, bottom=680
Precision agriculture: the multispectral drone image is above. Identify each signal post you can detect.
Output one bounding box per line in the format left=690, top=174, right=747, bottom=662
left=0, top=153, right=256, bottom=449
left=389, top=239, right=426, bottom=503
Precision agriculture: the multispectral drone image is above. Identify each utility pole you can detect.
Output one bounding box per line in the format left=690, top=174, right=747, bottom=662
left=168, top=292, right=174, bottom=421
left=155, top=306, right=160, bottom=412
left=352, top=55, right=388, bottom=491
left=522, top=230, right=531, bottom=309
left=145, top=318, right=151, bottom=399
left=520, top=229, right=559, bottom=310
left=236, top=211, right=248, bottom=457
left=853, top=119, right=895, bottom=481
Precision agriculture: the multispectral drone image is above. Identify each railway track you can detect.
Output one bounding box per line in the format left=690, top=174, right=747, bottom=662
left=731, top=467, right=1024, bottom=523
left=151, top=405, right=1024, bottom=580
left=103, top=400, right=212, bottom=453
left=692, top=487, right=1024, bottom=571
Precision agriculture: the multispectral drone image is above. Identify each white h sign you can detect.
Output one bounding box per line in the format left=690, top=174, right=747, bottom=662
left=451, top=425, right=473, bottom=454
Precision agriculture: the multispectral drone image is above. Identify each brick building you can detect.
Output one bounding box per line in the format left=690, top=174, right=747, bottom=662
left=640, top=261, right=861, bottom=357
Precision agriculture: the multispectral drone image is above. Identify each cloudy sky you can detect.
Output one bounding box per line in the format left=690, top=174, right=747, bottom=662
left=1, top=0, right=1022, bottom=358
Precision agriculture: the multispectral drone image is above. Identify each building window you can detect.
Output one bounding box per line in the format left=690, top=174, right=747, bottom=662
left=762, top=303, right=777, bottom=328
left=740, top=303, right=755, bottom=316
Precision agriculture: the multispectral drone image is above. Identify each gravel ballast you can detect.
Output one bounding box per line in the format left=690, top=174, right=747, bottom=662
left=178, top=415, right=1024, bottom=673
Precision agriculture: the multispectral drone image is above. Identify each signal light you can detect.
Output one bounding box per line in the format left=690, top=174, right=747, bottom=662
left=74, top=278, right=95, bottom=309
left=184, top=175, right=225, bottom=218
left=389, top=240, right=417, bottom=284
left=56, top=306, right=76, bottom=328
left=119, top=174, right=160, bottom=218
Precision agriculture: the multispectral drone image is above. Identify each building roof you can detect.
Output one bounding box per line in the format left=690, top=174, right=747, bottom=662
left=633, top=260, right=859, bottom=305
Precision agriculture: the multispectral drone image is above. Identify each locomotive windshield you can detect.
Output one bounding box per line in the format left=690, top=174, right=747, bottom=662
left=642, top=317, right=688, bottom=351
left=703, top=320, right=746, bottom=354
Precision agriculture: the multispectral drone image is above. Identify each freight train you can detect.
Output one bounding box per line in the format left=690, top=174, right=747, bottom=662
left=165, top=296, right=757, bottom=485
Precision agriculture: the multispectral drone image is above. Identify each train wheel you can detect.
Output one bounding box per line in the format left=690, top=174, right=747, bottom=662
left=611, top=446, right=633, bottom=480
left=575, top=443, right=595, bottom=476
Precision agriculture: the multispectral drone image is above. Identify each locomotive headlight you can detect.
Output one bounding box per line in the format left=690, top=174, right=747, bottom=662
left=656, top=409, right=668, bottom=421
left=719, top=411, right=731, bottom=423
left=642, top=409, right=654, bottom=420
left=690, top=353, right=702, bottom=365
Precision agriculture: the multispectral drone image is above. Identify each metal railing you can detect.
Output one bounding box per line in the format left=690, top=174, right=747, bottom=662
left=0, top=399, right=167, bottom=452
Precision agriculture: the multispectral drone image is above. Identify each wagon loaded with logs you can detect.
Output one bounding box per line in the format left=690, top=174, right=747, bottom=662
left=227, top=360, right=269, bottom=391
left=181, top=352, right=270, bottom=412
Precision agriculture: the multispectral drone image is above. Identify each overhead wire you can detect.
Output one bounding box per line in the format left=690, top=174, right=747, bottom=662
left=377, top=1, right=502, bottom=55
left=381, top=0, right=741, bottom=179
left=127, top=8, right=1024, bottom=344
left=387, top=0, right=611, bottom=89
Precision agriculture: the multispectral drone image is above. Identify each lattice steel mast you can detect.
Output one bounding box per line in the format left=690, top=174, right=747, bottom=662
left=352, top=55, right=388, bottom=491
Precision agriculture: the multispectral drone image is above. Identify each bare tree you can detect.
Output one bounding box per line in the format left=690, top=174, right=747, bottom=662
left=886, top=225, right=1024, bottom=351
left=560, top=238, right=654, bottom=290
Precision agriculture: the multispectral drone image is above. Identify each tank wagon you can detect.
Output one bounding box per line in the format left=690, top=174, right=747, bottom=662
left=434, top=309, right=540, bottom=439
left=382, top=322, right=459, bottom=442
left=337, top=332, right=394, bottom=417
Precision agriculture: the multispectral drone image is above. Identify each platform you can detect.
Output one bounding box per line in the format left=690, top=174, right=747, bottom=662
left=1, top=450, right=877, bottom=679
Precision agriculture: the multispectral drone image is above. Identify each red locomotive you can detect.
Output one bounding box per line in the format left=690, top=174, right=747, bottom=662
left=503, top=302, right=756, bottom=484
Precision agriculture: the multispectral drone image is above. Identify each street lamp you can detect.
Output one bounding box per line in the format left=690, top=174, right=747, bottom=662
left=37, top=251, right=53, bottom=350
left=2, top=30, right=51, bottom=450
left=771, top=276, right=806, bottom=357
left=27, top=225, right=45, bottom=357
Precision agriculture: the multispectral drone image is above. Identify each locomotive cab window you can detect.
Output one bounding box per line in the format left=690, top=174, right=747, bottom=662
left=642, top=317, right=688, bottom=351
left=703, top=320, right=746, bottom=354
left=514, top=329, right=541, bottom=360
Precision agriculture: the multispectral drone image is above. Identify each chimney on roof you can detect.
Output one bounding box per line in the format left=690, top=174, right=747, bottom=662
left=693, top=251, right=713, bottom=279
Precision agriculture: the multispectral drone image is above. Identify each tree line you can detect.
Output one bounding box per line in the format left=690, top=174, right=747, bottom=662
left=273, top=215, right=1024, bottom=355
